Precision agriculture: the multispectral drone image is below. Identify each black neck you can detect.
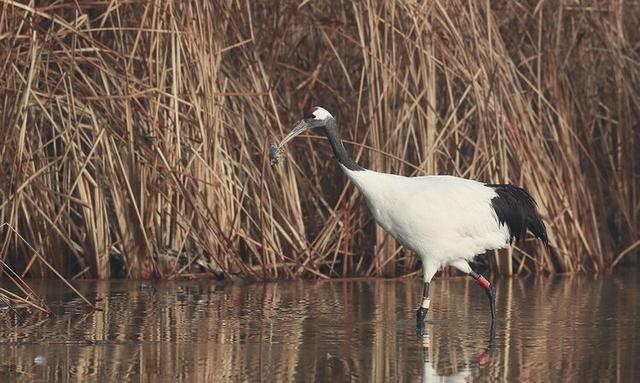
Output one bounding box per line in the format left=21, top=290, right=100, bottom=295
left=322, top=119, right=363, bottom=171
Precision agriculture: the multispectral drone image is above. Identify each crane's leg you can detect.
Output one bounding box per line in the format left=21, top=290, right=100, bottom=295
left=470, top=269, right=496, bottom=320
left=417, top=261, right=438, bottom=335
left=416, top=281, right=430, bottom=333
left=450, top=260, right=496, bottom=321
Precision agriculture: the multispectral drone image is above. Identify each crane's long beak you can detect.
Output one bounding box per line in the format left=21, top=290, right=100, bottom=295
left=278, top=120, right=309, bottom=147
left=270, top=120, right=309, bottom=165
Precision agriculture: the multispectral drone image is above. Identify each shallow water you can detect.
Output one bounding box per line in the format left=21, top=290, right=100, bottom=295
left=1, top=270, right=639, bottom=382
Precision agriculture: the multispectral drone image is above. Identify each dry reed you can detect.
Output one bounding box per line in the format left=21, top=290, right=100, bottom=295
left=0, top=222, right=93, bottom=312
left=0, top=1, right=638, bottom=280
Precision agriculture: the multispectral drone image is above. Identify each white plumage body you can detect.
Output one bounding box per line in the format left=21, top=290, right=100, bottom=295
left=341, top=166, right=510, bottom=281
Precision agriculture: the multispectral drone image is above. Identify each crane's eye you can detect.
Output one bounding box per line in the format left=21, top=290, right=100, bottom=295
left=303, top=106, right=319, bottom=120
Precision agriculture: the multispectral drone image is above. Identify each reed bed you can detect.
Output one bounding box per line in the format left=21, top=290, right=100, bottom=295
left=0, top=1, right=638, bottom=280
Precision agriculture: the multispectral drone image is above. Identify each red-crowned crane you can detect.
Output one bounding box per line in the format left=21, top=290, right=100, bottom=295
left=270, top=106, right=549, bottom=333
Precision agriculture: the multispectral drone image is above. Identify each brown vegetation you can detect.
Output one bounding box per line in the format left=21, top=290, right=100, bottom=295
left=0, top=1, right=638, bottom=279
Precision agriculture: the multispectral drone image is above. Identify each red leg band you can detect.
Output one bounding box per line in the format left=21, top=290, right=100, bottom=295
left=476, top=276, right=490, bottom=290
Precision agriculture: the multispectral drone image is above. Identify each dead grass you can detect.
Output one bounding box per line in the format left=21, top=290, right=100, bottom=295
left=0, top=1, right=638, bottom=280
left=0, top=222, right=93, bottom=314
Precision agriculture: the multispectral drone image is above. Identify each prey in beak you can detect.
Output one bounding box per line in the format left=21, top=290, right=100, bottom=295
left=269, top=120, right=309, bottom=166
left=269, top=107, right=333, bottom=166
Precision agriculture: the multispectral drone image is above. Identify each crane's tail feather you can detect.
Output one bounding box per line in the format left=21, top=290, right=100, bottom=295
left=486, top=184, right=549, bottom=246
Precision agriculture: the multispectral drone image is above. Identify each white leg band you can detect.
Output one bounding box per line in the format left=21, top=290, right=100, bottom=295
left=421, top=298, right=430, bottom=309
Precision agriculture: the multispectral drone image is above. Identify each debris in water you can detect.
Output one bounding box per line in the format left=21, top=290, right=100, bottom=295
left=33, top=355, right=47, bottom=366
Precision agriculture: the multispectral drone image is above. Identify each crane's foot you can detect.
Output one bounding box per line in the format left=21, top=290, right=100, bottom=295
left=416, top=307, right=428, bottom=335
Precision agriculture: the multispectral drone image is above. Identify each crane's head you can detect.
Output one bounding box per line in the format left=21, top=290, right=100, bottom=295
left=269, top=106, right=334, bottom=165
left=303, top=106, right=333, bottom=123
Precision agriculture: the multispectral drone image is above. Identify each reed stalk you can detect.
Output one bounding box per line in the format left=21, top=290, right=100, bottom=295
left=0, top=1, right=637, bottom=279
